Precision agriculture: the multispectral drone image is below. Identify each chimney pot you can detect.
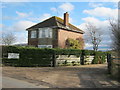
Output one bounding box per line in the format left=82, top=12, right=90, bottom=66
left=64, top=12, right=69, bottom=26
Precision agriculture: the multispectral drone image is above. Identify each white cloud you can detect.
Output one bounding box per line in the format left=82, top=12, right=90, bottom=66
left=28, top=13, right=51, bottom=22
left=1, top=20, right=35, bottom=44
left=16, top=11, right=32, bottom=18
left=14, top=32, right=27, bottom=44
left=78, top=17, right=109, bottom=33
left=1, top=13, right=49, bottom=44
left=16, top=11, right=28, bottom=17
left=82, top=17, right=109, bottom=29
left=83, top=7, right=118, bottom=19
left=89, top=2, right=103, bottom=8
left=40, top=13, right=51, bottom=21
left=50, top=3, right=74, bottom=23
left=50, top=7, right=57, bottom=12
left=3, top=11, right=32, bottom=20
left=1, top=21, right=36, bottom=37
left=13, top=20, right=36, bottom=31
left=81, top=6, right=117, bottom=41
left=59, top=3, right=74, bottom=12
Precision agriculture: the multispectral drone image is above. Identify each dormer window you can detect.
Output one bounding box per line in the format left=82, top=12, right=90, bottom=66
left=31, top=30, right=37, bottom=38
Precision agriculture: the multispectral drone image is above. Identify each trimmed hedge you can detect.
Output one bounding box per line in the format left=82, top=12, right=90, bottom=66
left=2, top=46, right=108, bottom=67
left=2, top=46, right=54, bottom=67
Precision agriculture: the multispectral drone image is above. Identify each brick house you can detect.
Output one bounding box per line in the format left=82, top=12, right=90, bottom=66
left=26, top=12, right=84, bottom=48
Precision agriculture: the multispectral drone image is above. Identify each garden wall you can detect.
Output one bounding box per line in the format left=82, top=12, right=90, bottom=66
left=56, top=55, right=96, bottom=66
left=56, top=55, right=80, bottom=66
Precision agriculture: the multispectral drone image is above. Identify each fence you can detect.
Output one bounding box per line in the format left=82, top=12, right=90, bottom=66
left=2, top=46, right=107, bottom=67
left=107, top=52, right=120, bottom=80
left=110, top=53, right=120, bottom=79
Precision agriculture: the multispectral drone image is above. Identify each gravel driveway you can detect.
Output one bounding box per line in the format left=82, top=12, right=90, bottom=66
left=2, top=64, right=120, bottom=88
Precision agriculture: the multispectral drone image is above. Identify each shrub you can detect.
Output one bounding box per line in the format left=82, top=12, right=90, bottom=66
left=92, top=51, right=107, bottom=64
left=66, top=38, right=83, bottom=49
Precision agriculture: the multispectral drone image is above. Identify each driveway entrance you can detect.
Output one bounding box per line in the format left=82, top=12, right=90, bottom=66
left=2, top=64, right=120, bottom=88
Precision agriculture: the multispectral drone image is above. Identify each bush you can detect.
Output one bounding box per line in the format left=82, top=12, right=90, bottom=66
left=92, top=51, right=107, bottom=64
left=66, top=38, right=83, bottom=49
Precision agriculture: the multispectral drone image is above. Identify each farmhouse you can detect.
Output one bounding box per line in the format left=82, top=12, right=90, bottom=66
left=26, top=12, right=84, bottom=49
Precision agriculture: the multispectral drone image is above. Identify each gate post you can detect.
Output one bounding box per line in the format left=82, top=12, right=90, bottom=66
left=52, top=52, right=56, bottom=67
left=80, top=54, right=84, bottom=65
left=107, top=53, right=112, bottom=74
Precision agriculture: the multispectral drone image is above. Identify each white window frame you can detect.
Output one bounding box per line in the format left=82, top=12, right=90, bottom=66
left=31, top=30, right=37, bottom=38
left=39, top=28, right=52, bottom=38
left=38, top=45, right=53, bottom=48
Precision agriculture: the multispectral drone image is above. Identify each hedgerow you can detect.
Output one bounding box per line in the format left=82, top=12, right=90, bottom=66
left=2, top=46, right=108, bottom=67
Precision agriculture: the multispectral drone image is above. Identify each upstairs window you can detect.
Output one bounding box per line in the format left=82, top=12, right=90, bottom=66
left=39, top=28, right=52, bottom=38
left=31, top=30, right=37, bottom=38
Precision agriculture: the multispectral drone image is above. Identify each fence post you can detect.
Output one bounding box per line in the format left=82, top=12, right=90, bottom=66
left=52, top=52, right=56, bottom=67
left=80, top=52, right=84, bottom=65
left=107, top=53, right=112, bottom=74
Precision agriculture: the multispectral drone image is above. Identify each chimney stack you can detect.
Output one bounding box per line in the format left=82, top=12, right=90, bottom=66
left=64, top=12, right=69, bottom=26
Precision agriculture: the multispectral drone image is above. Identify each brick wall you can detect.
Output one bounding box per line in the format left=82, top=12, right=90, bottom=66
left=28, top=28, right=84, bottom=48
left=28, top=30, right=38, bottom=47
left=28, top=29, right=56, bottom=47
left=58, top=29, right=84, bottom=49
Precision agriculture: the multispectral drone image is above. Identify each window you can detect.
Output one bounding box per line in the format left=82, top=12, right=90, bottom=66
left=38, top=45, right=52, bottom=48
left=39, top=28, right=52, bottom=38
left=31, top=30, right=36, bottom=38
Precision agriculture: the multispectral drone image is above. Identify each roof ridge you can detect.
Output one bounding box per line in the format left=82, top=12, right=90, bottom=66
left=55, top=16, right=84, bottom=33
left=54, top=16, right=61, bottom=27
left=26, top=16, right=56, bottom=30
left=26, top=15, right=84, bottom=34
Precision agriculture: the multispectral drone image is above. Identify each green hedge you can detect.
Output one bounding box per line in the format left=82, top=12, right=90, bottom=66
left=92, top=51, right=107, bottom=64
left=2, top=46, right=108, bottom=67
left=2, top=46, right=54, bottom=67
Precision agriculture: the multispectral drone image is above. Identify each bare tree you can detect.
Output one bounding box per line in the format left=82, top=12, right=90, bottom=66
left=2, top=32, right=16, bottom=45
left=85, top=23, right=102, bottom=51
left=109, top=19, right=120, bottom=55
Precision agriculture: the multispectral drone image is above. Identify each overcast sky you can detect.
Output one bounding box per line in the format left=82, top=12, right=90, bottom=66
left=1, top=1, right=119, bottom=51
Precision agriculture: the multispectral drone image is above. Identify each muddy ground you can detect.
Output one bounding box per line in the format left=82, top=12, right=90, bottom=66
left=2, top=64, right=120, bottom=88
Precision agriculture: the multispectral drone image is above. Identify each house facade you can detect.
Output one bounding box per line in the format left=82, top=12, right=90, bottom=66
left=26, top=12, right=84, bottom=49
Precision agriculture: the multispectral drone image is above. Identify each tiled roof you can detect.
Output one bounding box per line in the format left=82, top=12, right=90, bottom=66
left=26, top=16, right=84, bottom=34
